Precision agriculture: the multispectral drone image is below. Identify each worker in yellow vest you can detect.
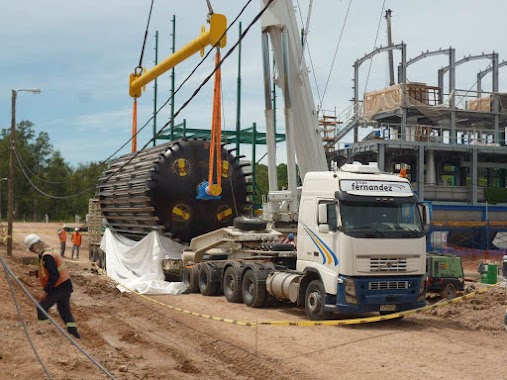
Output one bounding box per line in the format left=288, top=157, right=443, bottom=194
left=71, top=228, right=82, bottom=260
left=24, top=234, right=80, bottom=339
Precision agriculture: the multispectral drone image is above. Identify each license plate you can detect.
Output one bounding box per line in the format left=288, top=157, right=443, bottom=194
left=380, top=304, right=396, bottom=312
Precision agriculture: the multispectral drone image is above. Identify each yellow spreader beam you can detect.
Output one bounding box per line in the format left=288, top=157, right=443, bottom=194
left=129, top=13, right=227, bottom=98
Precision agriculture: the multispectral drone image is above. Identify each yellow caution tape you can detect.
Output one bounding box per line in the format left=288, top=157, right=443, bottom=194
left=258, top=282, right=503, bottom=326
left=90, top=261, right=503, bottom=328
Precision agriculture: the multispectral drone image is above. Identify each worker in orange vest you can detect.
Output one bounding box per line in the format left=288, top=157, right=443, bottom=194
left=23, top=234, right=80, bottom=339
left=71, top=228, right=82, bottom=259
left=57, top=225, right=67, bottom=257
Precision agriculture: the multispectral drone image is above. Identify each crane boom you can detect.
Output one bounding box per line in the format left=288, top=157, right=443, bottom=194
left=261, top=0, right=328, bottom=176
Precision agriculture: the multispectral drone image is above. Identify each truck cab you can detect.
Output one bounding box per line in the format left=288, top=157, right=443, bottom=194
left=296, top=163, right=428, bottom=317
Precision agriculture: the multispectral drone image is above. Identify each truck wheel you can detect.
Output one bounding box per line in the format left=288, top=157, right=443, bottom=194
left=223, top=266, right=243, bottom=303
left=305, top=280, right=327, bottom=320
left=242, top=270, right=267, bottom=308
left=199, top=263, right=220, bottom=296
left=182, top=266, right=200, bottom=293
left=233, top=217, right=267, bottom=232
left=440, top=283, right=456, bottom=300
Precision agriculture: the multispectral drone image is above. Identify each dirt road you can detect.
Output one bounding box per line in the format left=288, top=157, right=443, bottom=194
left=1, top=223, right=506, bottom=380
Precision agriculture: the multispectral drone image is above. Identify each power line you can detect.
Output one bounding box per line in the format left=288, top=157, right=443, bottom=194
left=102, top=0, right=274, bottom=185
left=14, top=147, right=97, bottom=199
left=320, top=0, right=353, bottom=110
left=16, top=2, right=256, bottom=200
left=295, top=0, right=322, bottom=107
left=98, top=0, right=255, bottom=168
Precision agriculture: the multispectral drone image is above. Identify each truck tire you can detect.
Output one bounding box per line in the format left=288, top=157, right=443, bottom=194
left=223, top=266, right=243, bottom=303
left=241, top=269, right=267, bottom=308
left=182, top=266, right=200, bottom=293
left=198, top=263, right=221, bottom=296
left=305, top=280, right=327, bottom=320
left=440, top=283, right=456, bottom=300
left=233, top=217, right=267, bottom=232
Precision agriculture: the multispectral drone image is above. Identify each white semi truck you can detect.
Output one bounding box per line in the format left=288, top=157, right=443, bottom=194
left=181, top=163, right=428, bottom=319
left=180, top=0, right=428, bottom=320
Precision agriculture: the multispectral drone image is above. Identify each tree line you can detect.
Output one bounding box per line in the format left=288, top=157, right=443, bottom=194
left=0, top=120, right=105, bottom=223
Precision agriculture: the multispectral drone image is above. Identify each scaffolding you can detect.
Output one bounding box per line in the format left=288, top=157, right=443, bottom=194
left=319, top=109, right=340, bottom=166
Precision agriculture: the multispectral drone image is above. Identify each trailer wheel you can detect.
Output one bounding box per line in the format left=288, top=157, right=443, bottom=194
left=233, top=217, right=267, bottom=232
left=199, top=263, right=220, bottom=296
left=305, top=280, right=327, bottom=320
left=182, top=266, right=200, bottom=293
left=223, top=266, right=243, bottom=303
left=440, top=283, right=456, bottom=300
left=241, top=269, right=267, bottom=308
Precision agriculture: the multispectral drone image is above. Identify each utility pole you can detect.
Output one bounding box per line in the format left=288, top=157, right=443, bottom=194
left=7, top=88, right=41, bottom=256
left=7, top=90, right=17, bottom=256
left=385, top=9, right=395, bottom=86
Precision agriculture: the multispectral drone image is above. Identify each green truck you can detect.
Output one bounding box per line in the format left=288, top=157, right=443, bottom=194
left=426, top=253, right=465, bottom=299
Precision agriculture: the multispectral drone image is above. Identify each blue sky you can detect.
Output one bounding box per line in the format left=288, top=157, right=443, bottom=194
left=1, top=0, right=506, bottom=167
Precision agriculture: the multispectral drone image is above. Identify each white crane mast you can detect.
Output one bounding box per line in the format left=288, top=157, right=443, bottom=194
left=261, top=0, right=328, bottom=222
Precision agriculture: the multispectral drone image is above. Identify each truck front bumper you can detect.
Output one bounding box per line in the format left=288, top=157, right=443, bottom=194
left=324, top=275, right=426, bottom=315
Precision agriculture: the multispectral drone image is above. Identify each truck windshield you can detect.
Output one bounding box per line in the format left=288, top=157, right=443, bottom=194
left=340, top=200, right=425, bottom=238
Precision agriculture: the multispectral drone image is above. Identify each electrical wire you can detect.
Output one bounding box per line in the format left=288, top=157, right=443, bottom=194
left=13, top=147, right=74, bottom=185
left=362, top=0, right=386, bottom=98
left=295, top=0, right=322, bottom=108
left=102, top=0, right=275, bottom=185
left=14, top=1, right=255, bottom=201
left=0, top=255, right=117, bottom=380
left=320, top=0, right=353, bottom=110
left=98, top=0, right=255, bottom=168
left=13, top=147, right=97, bottom=199
left=2, top=260, right=52, bottom=379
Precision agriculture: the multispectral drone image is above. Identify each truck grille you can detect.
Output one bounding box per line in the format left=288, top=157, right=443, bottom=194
left=369, top=281, right=408, bottom=291
left=356, top=256, right=420, bottom=273
left=370, top=257, right=407, bottom=272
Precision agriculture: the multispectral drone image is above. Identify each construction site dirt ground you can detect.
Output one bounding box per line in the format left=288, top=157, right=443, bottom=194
left=1, top=222, right=506, bottom=380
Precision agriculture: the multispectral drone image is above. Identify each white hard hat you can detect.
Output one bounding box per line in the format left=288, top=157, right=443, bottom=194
left=75, top=227, right=79, bottom=231
left=24, top=234, right=41, bottom=250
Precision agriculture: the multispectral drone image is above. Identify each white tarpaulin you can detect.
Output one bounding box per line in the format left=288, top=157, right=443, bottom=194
left=100, top=228, right=187, bottom=295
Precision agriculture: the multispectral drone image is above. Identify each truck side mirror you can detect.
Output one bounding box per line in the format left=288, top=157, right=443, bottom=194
left=318, top=203, right=328, bottom=224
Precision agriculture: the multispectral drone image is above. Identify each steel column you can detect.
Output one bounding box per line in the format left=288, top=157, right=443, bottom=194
left=262, top=32, right=278, bottom=192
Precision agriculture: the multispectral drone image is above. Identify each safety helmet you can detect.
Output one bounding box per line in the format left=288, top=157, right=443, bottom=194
left=288, top=233, right=294, bottom=240
left=24, top=234, right=41, bottom=250
left=75, top=227, right=79, bottom=231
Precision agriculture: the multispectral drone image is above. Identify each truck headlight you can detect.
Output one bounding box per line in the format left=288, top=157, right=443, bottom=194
left=345, top=279, right=356, bottom=296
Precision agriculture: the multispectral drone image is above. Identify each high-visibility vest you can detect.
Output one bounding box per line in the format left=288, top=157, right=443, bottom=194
left=71, top=232, right=82, bottom=246
left=39, top=250, right=70, bottom=289
left=58, top=229, right=66, bottom=242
